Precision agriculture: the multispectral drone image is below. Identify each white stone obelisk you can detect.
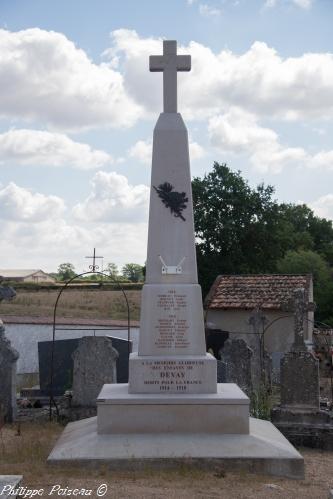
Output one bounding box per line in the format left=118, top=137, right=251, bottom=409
left=128, top=40, right=217, bottom=394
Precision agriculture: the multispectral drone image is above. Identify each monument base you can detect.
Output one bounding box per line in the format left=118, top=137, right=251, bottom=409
left=97, top=383, right=248, bottom=434
left=47, top=416, right=304, bottom=479
left=48, top=383, right=304, bottom=478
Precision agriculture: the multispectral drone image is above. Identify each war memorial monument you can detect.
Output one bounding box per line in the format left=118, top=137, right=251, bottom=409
left=48, top=40, right=304, bottom=478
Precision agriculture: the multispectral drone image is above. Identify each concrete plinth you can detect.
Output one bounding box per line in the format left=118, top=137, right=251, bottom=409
left=97, top=383, right=248, bottom=434
left=47, top=416, right=304, bottom=479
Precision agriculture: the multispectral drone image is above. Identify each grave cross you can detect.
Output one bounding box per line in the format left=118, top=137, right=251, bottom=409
left=150, top=40, right=191, bottom=113
left=85, top=248, right=103, bottom=272
left=291, top=288, right=313, bottom=352
left=248, top=306, right=267, bottom=337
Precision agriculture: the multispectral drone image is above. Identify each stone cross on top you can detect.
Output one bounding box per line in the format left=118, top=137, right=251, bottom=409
left=150, top=40, right=191, bottom=113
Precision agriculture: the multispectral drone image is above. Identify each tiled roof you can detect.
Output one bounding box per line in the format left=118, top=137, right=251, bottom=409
left=205, top=274, right=312, bottom=310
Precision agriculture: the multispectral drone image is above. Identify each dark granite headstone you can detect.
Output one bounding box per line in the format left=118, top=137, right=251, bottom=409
left=109, top=336, right=132, bottom=383
left=216, top=359, right=226, bottom=383
left=205, top=329, right=229, bottom=359
left=38, top=338, right=77, bottom=396
left=38, top=335, right=132, bottom=396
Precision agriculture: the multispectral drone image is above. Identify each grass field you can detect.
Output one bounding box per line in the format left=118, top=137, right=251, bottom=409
left=0, top=421, right=333, bottom=498
left=0, top=288, right=142, bottom=321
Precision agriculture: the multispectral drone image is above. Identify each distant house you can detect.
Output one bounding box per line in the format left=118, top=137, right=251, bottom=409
left=205, top=274, right=314, bottom=360
left=0, top=269, right=56, bottom=284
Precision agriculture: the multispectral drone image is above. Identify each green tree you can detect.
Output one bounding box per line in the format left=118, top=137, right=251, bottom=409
left=277, top=250, right=333, bottom=325
left=106, top=263, right=119, bottom=280
left=192, top=162, right=284, bottom=295
left=122, top=263, right=144, bottom=283
left=57, top=262, right=76, bottom=281
left=192, top=162, right=333, bottom=324
left=279, top=203, right=333, bottom=265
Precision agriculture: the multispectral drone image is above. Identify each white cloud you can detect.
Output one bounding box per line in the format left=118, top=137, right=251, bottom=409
left=129, top=140, right=152, bottom=165
left=0, top=129, right=112, bottom=169
left=1, top=27, right=330, bottom=133
left=190, top=141, right=206, bottom=160
left=264, top=0, right=313, bottom=8
left=293, top=0, right=312, bottom=8
left=208, top=108, right=305, bottom=173
left=0, top=217, right=148, bottom=272
left=107, top=30, right=333, bottom=122
left=104, top=30, right=164, bottom=119
left=0, top=182, right=65, bottom=222
left=309, top=194, right=333, bottom=220
left=0, top=177, right=149, bottom=270
left=310, top=151, right=333, bottom=170
left=199, top=4, right=222, bottom=17
left=208, top=108, right=333, bottom=173
left=73, top=171, right=149, bottom=222
left=0, top=28, right=142, bottom=131
left=209, top=109, right=276, bottom=154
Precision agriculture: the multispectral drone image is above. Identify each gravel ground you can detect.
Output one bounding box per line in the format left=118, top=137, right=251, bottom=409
left=1, top=422, right=333, bottom=499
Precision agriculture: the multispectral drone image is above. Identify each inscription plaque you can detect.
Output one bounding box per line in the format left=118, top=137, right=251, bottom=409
left=154, top=290, right=190, bottom=350
left=129, top=352, right=217, bottom=394
left=142, top=359, right=204, bottom=392
left=138, top=284, right=207, bottom=357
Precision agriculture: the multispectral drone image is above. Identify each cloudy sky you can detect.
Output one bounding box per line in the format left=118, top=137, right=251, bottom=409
left=0, top=0, right=332, bottom=273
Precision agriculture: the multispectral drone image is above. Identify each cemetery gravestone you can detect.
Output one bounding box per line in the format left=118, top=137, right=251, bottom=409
left=0, top=320, right=19, bottom=422
left=248, top=307, right=272, bottom=390
left=272, top=288, right=333, bottom=449
left=39, top=335, right=131, bottom=396
left=72, top=337, right=118, bottom=407
left=280, top=351, right=320, bottom=409
left=219, top=339, right=253, bottom=396
left=280, top=288, right=320, bottom=409
left=39, top=338, right=77, bottom=397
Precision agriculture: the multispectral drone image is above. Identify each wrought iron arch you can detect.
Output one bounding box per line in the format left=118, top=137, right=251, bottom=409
left=49, top=271, right=131, bottom=419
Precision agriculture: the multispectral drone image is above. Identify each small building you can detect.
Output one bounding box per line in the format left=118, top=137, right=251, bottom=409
left=205, top=274, right=314, bottom=361
left=0, top=269, right=56, bottom=284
